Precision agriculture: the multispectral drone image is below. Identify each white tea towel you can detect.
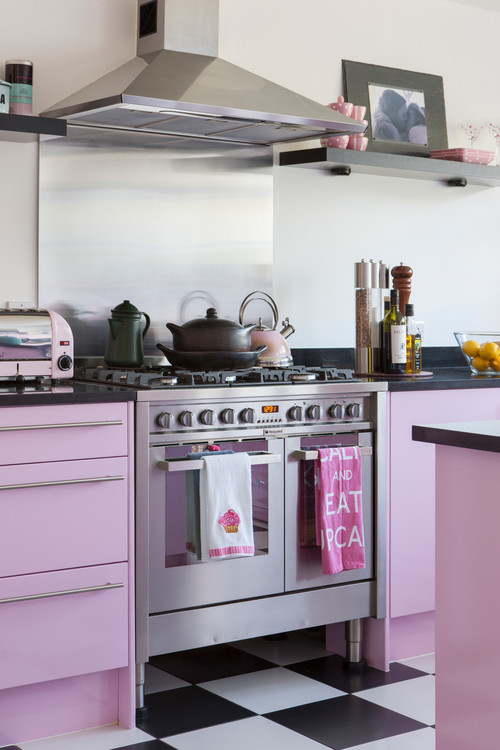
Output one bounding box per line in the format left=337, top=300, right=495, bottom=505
left=199, top=452, right=254, bottom=559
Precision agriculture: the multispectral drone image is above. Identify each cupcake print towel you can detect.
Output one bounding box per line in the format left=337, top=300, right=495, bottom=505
left=199, top=452, right=255, bottom=559
left=314, top=446, right=365, bottom=575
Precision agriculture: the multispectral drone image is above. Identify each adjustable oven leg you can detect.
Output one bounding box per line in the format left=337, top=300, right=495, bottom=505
left=344, top=618, right=367, bottom=671
left=135, top=662, right=149, bottom=718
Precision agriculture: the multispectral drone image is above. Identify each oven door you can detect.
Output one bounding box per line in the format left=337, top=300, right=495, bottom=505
left=285, top=431, right=374, bottom=592
left=148, top=437, right=284, bottom=613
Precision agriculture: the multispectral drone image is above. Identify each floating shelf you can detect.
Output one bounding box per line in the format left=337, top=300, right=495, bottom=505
left=279, top=146, right=500, bottom=187
left=0, top=112, right=66, bottom=142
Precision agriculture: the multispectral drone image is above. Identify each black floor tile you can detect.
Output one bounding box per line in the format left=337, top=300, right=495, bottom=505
left=115, top=742, right=177, bottom=750
left=150, top=643, right=275, bottom=683
left=289, top=653, right=427, bottom=693
left=136, top=685, right=256, bottom=737
left=265, top=694, right=428, bottom=750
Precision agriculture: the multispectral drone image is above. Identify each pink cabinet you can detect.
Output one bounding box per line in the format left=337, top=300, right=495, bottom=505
left=0, top=400, right=135, bottom=745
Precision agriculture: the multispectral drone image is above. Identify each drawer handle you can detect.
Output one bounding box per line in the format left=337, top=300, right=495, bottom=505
left=292, top=447, right=372, bottom=460
left=157, top=451, right=281, bottom=472
left=0, top=419, right=123, bottom=432
left=0, top=475, right=124, bottom=491
left=0, top=581, right=125, bottom=605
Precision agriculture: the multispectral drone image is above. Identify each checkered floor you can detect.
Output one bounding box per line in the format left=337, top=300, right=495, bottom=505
left=7, top=631, right=435, bottom=750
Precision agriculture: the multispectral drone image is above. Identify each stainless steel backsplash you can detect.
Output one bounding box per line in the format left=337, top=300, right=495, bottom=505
left=38, top=127, right=273, bottom=359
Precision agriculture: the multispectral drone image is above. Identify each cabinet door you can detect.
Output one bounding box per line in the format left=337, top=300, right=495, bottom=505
left=0, top=402, right=128, bottom=465
left=0, top=563, right=128, bottom=690
left=390, top=388, right=500, bottom=617
left=0, top=457, right=128, bottom=576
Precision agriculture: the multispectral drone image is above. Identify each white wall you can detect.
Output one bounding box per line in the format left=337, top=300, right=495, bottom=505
left=1, top=0, right=499, bottom=347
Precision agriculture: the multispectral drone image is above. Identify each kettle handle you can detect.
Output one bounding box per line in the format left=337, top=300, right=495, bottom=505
left=239, top=291, right=279, bottom=330
left=142, top=312, right=151, bottom=338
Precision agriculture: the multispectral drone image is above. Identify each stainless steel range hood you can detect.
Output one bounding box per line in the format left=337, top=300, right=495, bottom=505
left=41, top=0, right=365, bottom=146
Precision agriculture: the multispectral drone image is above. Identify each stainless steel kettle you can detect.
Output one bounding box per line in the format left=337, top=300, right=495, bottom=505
left=104, top=300, right=151, bottom=367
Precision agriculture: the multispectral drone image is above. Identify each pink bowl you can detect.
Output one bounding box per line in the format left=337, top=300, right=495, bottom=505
left=348, top=134, right=368, bottom=151
left=350, top=104, right=367, bottom=121
left=327, top=96, right=354, bottom=118
left=320, top=134, right=349, bottom=149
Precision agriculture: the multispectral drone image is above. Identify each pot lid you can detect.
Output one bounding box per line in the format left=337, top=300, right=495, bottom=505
left=180, top=307, right=246, bottom=330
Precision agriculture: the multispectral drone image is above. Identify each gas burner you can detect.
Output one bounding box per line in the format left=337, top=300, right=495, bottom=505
left=290, top=372, right=317, bottom=382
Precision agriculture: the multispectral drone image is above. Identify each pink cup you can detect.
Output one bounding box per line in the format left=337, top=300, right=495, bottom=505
left=348, top=134, right=368, bottom=151
left=327, top=95, right=354, bottom=118
left=320, top=134, right=349, bottom=149
left=350, top=104, right=367, bottom=121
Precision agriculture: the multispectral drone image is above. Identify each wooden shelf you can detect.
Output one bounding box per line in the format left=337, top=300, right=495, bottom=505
left=0, top=112, right=66, bottom=142
left=279, top=146, right=500, bottom=187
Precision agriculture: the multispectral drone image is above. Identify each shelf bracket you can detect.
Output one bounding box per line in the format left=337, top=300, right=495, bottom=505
left=447, top=177, right=467, bottom=187
left=330, top=165, right=351, bottom=176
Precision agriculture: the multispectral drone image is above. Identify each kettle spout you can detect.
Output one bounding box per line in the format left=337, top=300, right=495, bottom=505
left=280, top=317, right=295, bottom=339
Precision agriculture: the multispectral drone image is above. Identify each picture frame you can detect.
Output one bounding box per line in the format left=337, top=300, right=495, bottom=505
left=342, top=60, right=448, bottom=156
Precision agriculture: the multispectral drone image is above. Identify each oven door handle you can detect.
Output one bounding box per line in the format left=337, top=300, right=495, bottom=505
left=156, top=451, right=281, bottom=472
left=292, top=447, right=372, bottom=460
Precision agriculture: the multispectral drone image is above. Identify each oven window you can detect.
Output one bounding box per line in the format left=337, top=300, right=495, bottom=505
left=161, top=440, right=270, bottom=568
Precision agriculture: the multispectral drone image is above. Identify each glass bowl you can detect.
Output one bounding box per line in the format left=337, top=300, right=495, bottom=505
left=454, top=332, right=500, bottom=375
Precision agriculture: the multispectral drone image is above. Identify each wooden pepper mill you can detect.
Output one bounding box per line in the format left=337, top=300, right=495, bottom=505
left=391, top=263, right=413, bottom=314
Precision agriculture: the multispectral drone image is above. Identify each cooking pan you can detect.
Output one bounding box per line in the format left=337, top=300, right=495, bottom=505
left=157, top=343, right=267, bottom=370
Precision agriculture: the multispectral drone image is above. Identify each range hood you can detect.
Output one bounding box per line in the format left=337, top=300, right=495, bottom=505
left=41, top=0, right=365, bottom=146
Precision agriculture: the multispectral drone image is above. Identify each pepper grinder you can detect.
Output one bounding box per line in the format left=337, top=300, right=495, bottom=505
left=391, top=263, right=413, bottom=315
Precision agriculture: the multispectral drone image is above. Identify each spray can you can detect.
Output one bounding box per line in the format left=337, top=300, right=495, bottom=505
left=5, top=60, right=33, bottom=115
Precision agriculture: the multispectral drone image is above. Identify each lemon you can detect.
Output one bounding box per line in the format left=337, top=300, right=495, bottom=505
left=462, top=340, right=480, bottom=358
left=491, top=357, right=500, bottom=372
left=472, top=355, right=490, bottom=371
left=479, top=341, right=500, bottom=360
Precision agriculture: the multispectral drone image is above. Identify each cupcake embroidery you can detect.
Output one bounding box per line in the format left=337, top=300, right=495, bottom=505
left=219, top=508, right=240, bottom=533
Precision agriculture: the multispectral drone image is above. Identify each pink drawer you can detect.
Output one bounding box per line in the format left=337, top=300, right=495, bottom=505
left=0, top=563, right=129, bottom=690
left=0, top=457, right=128, bottom=576
left=0, top=402, right=129, bottom=465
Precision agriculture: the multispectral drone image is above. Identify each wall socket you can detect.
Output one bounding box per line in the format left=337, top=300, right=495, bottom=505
left=6, top=301, right=36, bottom=309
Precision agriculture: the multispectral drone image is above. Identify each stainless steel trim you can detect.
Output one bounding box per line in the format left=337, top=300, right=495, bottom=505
left=0, top=582, right=125, bottom=605
left=0, top=475, right=124, bottom=491
left=292, top=447, right=373, bottom=460
left=0, top=420, right=123, bottom=432
left=157, top=451, right=281, bottom=472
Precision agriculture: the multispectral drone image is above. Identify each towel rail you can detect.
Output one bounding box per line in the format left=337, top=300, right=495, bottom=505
left=292, top=447, right=372, bottom=461
left=157, top=451, right=281, bottom=472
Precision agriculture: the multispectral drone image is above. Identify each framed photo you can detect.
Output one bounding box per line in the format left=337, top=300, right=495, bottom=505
left=342, top=60, right=448, bottom=155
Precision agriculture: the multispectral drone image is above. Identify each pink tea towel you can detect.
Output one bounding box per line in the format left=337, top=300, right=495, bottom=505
left=314, top=446, right=365, bottom=575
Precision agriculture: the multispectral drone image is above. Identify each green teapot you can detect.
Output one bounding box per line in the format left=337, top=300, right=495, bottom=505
left=104, top=300, right=151, bottom=367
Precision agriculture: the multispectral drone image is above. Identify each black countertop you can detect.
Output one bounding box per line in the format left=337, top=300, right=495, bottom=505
left=0, top=380, right=135, bottom=407
left=413, top=420, right=500, bottom=454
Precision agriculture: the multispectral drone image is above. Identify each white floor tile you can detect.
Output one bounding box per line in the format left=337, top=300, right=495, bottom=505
left=163, top=715, right=327, bottom=749
left=199, top=665, right=345, bottom=713
left=347, top=726, right=435, bottom=749
left=19, top=725, right=154, bottom=750
left=235, top=632, right=331, bottom=665
left=355, top=675, right=435, bottom=726
left=397, top=653, right=435, bottom=674
left=145, top=663, right=190, bottom=693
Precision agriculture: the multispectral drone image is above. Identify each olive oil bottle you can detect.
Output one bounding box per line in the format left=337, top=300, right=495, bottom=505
left=382, top=290, right=406, bottom=374
left=405, top=303, right=422, bottom=374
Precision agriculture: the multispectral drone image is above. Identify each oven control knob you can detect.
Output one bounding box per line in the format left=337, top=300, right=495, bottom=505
left=307, top=404, right=323, bottom=420
left=156, top=411, right=173, bottom=429
left=288, top=405, right=304, bottom=421
left=345, top=402, right=361, bottom=418
left=329, top=403, right=343, bottom=419
left=240, top=407, right=256, bottom=424
left=178, top=410, right=194, bottom=427
left=220, top=408, right=235, bottom=424
left=199, top=409, right=216, bottom=426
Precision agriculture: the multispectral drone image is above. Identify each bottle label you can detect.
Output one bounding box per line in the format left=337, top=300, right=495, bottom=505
left=391, top=325, right=407, bottom=364
left=414, top=335, right=422, bottom=371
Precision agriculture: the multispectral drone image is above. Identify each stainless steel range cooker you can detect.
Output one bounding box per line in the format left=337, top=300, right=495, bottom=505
left=78, top=364, right=388, bottom=709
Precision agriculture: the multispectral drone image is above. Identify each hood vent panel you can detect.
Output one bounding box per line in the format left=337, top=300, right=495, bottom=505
left=41, top=1, right=366, bottom=145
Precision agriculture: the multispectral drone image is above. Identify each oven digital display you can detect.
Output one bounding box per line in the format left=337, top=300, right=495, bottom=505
left=262, top=405, right=279, bottom=414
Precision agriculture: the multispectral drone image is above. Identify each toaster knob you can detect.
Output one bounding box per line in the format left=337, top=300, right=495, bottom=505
left=156, top=411, right=173, bottom=429
left=178, top=410, right=194, bottom=427
left=57, top=354, right=73, bottom=371
left=199, top=409, right=216, bottom=426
